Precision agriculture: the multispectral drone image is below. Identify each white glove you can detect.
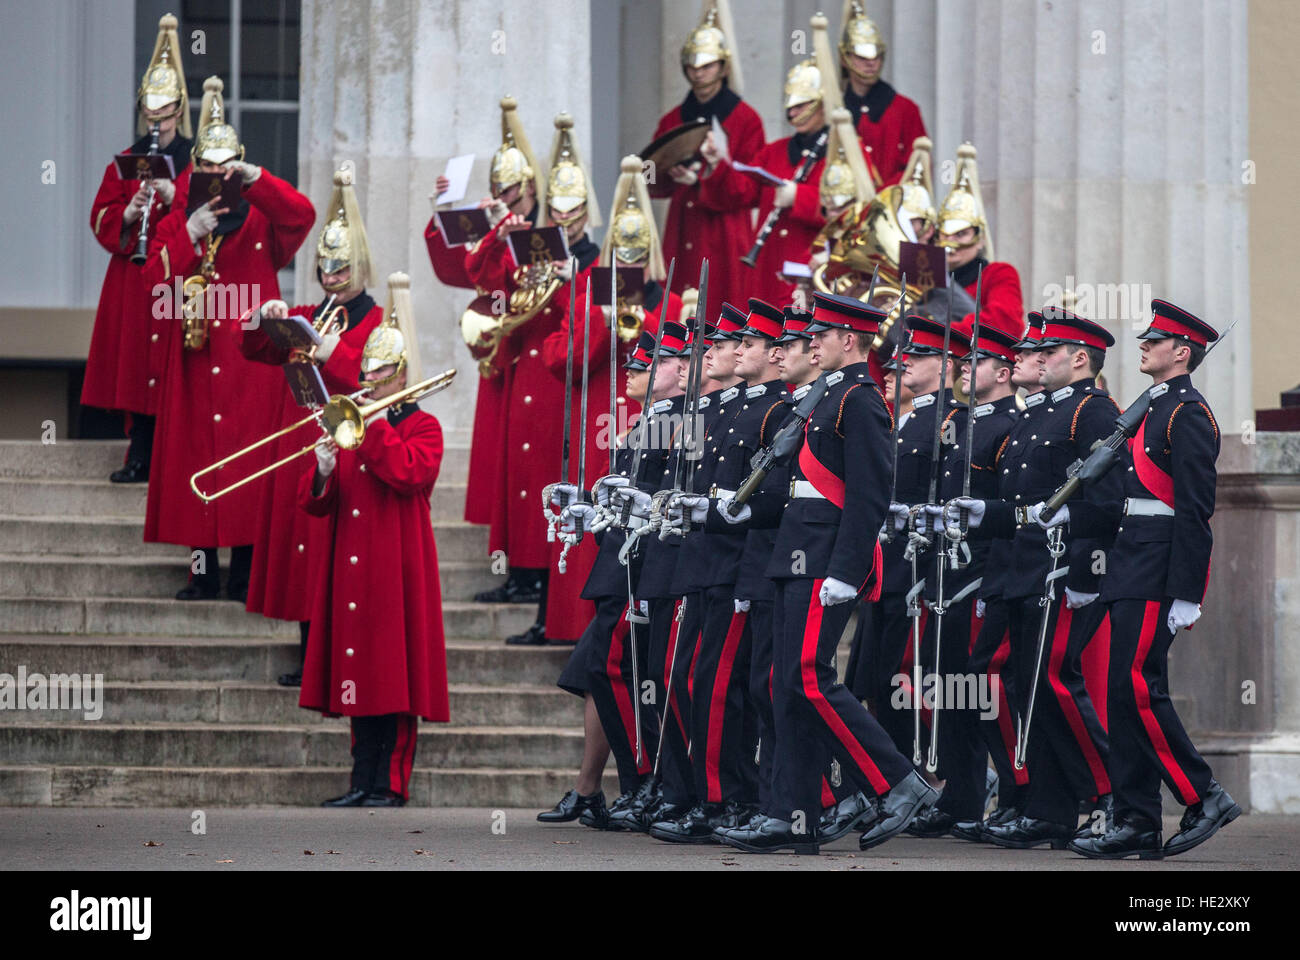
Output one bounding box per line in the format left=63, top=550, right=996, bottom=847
left=549, top=483, right=580, bottom=508
left=615, top=486, right=653, bottom=519
left=554, top=259, right=575, bottom=282
left=123, top=183, right=151, bottom=224
left=1030, top=502, right=1069, bottom=530
left=151, top=178, right=176, bottom=206
left=735, top=599, right=751, bottom=613
left=819, top=577, right=857, bottom=607
left=186, top=203, right=220, bottom=243
left=315, top=332, right=340, bottom=363
left=716, top=498, right=751, bottom=525
left=976, top=598, right=986, bottom=619
left=315, top=443, right=337, bottom=477
left=594, top=475, right=630, bottom=507
left=259, top=299, right=289, bottom=321
left=483, top=199, right=509, bottom=229
left=1064, top=588, right=1098, bottom=610
left=670, top=494, right=710, bottom=524
left=773, top=180, right=797, bottom=210
left=669, top=164, right=699, bottom=187
left=1167, top=599, right=1202, bottom=633
left=944, top=497, right=985, bottom=529
left=919, top=504, right=945, bottom=536
left=888, top=502, right=911, bottom=532
left=225, top=160, right=261, bottom=184
left=561, top=502, right=598, bottom=535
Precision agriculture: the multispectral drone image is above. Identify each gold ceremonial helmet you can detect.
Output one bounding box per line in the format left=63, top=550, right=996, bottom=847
left=899, top=136, right=937, bottom=233
left=138, top=14, right=191, bottom=137
left=600, top=156, right=667, bottom=281
left=545, top=113, right=602, bottom=229
left=784, top=60, right=823, bottom=121
left=317, top=167, right=373, bottom=289
left=361, top=272, right=422, bottom=388
left=193, top=77, right=243, bottom=165
left=680, top=2, right=745, bottom=94
left=936, top=142, right=994, bottom=258
left=820, top=108, right=874, bottom=213
left=840, top=0, right=887, bottom=66
left=490, top=96, right=545, bottom=203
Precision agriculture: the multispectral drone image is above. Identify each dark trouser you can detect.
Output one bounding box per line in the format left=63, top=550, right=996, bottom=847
left=190, top=544, right=252, bottom=591
left=967, top=598, right=1029, bottom=810
left=1012, top=594, right=1111, bottom=825
left=770, top=578, right=913, bottom=826
left=585, top=596, right=658, bottom=795
left=297, top=620, right=310, bottom=668
left=844, top=597, right=876, bottom=699
left=863, top=591, right=929, bottom=762
left=747, top=598, right=776, bottom=814
left=1106, top=598, right=1213, bottom=827
left=350, top=713, right=418, bottom=799
left=647, top=596, right=695, bottom=806
left=924, top=593, right=989, bottom=821
left=689, top=585, right=756, bottom=805
left=125, top=413, right=155, bottom=466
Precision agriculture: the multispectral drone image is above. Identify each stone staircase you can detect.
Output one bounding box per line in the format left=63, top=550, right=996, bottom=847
left=0, top=439, right=614, bottom=806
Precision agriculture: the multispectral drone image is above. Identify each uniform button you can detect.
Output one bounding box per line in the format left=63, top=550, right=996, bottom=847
left=298, top=543, right=305, bottom=552
left=1145, top=447, right=1151, bottom=453
left=1047, top=407, right=1053, bottom=413
left=1003, top=468, right=1009, bottom=474
left=685, top=242, right=693, bottom=250
left=213, top=413, right=221, bottom=422
left=348, top=601, right=357, bottom=611
left=1012, top=440, right=1018, bottom=445
left=255, top=242, right=263, bottom=250
left=212, top=366, right=220, bottom=375
left=718, top=456, right=725, bottom=461
left=345, top=647, right=354, bottom=657
left=1020, top=463, right=1026, bottom=469
left=1031, top=435, right=1037, bottom=440
left=212, top=272, right=220, bottom=280
left=617, top=396, right=625, bottom=405
left=1128, top=466, right=1134, bottom=472
left=212, top=320, right=221, bottom=328
left=779, top=229, right=788, bottom=237
left=352, top=508, right=360, bottom=518
left=151, top=333, right=159, bottom=342
left=524, top=395, right=532, bottom=404
left=520, top=490, right=527, bottom=498
left=348, top=555, right=359, bottom=565
left=728, top=428, right=734, bottom=433
left=1044, top=440, right=1050, bottom=445
left=529, top=349, right=538, bottom=357
left=1015, top=494, right=1021, bottom=500
left=359, top=464, right=366, bottom=472
left=148, top=378, right=156, bottom=387
left=686, top=200, right=695, bottom=209
left=525, top=442, right=533, bottom=452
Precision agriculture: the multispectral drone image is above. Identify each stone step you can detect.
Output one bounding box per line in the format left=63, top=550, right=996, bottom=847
left=0, top=681, right=581, bottom=727
left=0, top=554, right=501, bottom=603
left=0, top=764, right=618, bottom=807
left=0, top=636, right=573, bottom=686
left=0, top=597, right=536, bottom=639
left=0, top=477, right=473, bottom=523
left=0, top=514, right=490, bottom=560
left=0, top=722, right=585, bottom=770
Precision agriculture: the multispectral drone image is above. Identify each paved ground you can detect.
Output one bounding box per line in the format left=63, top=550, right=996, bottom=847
left=4, top=808, right=1296, bottom=870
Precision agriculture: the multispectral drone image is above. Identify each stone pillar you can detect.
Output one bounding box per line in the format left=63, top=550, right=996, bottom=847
left=298, top=0, right=593, bottom=442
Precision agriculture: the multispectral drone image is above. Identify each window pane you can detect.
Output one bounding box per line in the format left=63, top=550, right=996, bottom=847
left=240, top=0, right=301, bottom=103
left=241, top=109, right=299, bottom=187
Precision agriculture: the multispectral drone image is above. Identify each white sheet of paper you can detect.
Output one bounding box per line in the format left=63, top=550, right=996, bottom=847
left=710, top=115, right=730, bottom=163
left=436, top=154, right=474, bottom=205
left=781, top=261, right=812, bottom=279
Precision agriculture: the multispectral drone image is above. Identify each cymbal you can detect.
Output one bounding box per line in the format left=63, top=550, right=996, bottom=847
left=639, top=119, right=710, bottom=174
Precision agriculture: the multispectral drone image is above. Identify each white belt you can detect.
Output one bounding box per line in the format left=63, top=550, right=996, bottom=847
left=708, top=486, right=736, bottom=499
left=1124, top=497, right=1175, bottom=517
left=789, top=480, right=825, bottom=499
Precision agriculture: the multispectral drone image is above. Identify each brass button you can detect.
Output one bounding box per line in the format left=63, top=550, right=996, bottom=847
left=350, top=555, right=358, bottom=565
left=345, top=647, right=354, bottom=657
left=524, top=395, right=532, bottom=404
left=359, top=464, right=366, bottom=472
left=212, top=366, right=220, bottom=375
left=779, top=229, right=788, bottom=237
left=151, top=333, right=159, bottom=342
left=148, top=378, right=156, bottom=387
left=523, top=442, right=530, bottom=451
left=212, top=320, right=221, bottom=328
left=297, top=543, right=304, bottom=552
left=529, top=349, right=538, bottom=357
left=520, top=490, right=528, bottom=498
left=686, top=200, right=694, bottom=209
left=352, top=508, right=360, bottom=518
left=255, top=242, right=263, bottom=250
left=348, top=601, right=357, bottom=611
left=685, top=242, right=693, bottom=250
left=213, top=414, right=221, bottom=422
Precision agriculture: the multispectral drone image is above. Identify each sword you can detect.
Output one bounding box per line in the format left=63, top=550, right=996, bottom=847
left=609, top=261, right=618, bottom=475
left=659, top=259, right=708, bottom=538
left=558, top=276, right=592, bottom=573
left=1015, top=525, right=1067, bottom=769
left=548, top=258, right=579, bottom=543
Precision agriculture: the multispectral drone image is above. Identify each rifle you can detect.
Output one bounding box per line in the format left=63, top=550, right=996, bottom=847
left=726, top=374, right=829, bottom=514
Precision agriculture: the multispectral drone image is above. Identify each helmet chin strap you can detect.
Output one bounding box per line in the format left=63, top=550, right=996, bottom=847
left=789, top=99, right=821, bottom=128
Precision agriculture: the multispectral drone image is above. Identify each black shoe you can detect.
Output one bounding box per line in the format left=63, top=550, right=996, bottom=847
left=950, top=819, right=986, bottom=842
left=110, top=458, right=149, bottom=483
left=1069, top=820, right=1164, bottom=860
left=176, top=580, right=219, bottom=601
left=986, top=804, right=1020, bottom=828
left=578, top=792, right=612, bottom=830
left=715, top=812, right=768, bottom=844
left=984, top=815, right=1074, bottom=850
left=537, top=789, right=604, bottom=823
left=277, top=670, right=302, bottom=687
left=1074, top=793, right=1114, bottom=841
left=474, top=574, right=543, bottom=604
left=226, top=583, right=249, bottom=604
left=608, top=779, right=660, bottom=832
left=505, top=622, right=548, bottom=646
left=860, top=771, right=939, bottom=850
left=650, top=803, right=713, bottom=844
left=646, top=800, right=693, bottom=829
left=361, top=790, right=406, bottom=807
left=720, top=816, right=819, bottom=855
left=905, top=805, right=957, bottom=838
left=1163, top=780, right=1240, bottom=857
left=321, top=787, right=369, bottom=807
left=818, top=791, right=879, bottom=844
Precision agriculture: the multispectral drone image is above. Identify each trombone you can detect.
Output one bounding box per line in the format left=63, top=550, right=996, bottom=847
left=190, top=368, right=458, bottom=503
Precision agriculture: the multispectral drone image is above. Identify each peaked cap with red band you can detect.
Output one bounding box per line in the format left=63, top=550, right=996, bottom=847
left=707, top=302, right=749, bottom=341
left=1037, top=307, right=1115, bottom=350
left=623, top=330, right=655, bottom=370
left=901, top=313, right=956, bottom=355
left=1014, top=310, right=1045, bottom=350
left=740, top=298, right=786, bottom=340
left=776, top=304, right=814, bottom=343
left=955, top=316, right=1019, bottom=362
left=806, top=291, right=887, bottom=336
left=1138, top=299, right=1219, bottom=347
left=656, top=320, right=690, bottom=355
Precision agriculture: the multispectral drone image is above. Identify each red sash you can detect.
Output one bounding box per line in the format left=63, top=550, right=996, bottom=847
left=1129, top=413, right=1176, bottom=508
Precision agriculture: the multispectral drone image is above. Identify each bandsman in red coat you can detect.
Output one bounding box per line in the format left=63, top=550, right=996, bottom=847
left=898, top=136, right=937, bottom=243
left=837, top=1, right=928, bottom=186
left=83, top=14, right=193, bottom=482
left=302, top=274, right=449, bottom=807
left=236, top=168, right=384, bottom=685
left=937, top=143, right=1026, bottom=339
left=143, top=76, right=315, bottom=600
left=647, top=1, right=765, bottom=310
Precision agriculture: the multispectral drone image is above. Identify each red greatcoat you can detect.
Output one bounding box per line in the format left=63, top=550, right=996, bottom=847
left=958, top=260, right=1025, bottom=340
left=298, top=407, right=449, bottom=721
left=464, top=224, right=598, bottom=570
left=83, top=151, right=192, bottom=415
left=539, top=290, right=676, bottom=641
left=647, top=89, right=765, bottom=311
left=424, top=215, right=504, bottom=525
left=142, top=171, right=315, bottom=547
left=235, top=296, right=384, bottom=621
left=845, top=83, right=927, bottom=187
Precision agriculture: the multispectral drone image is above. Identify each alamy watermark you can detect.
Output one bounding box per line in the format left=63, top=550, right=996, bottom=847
left=0, top=666, right=103, bottom=720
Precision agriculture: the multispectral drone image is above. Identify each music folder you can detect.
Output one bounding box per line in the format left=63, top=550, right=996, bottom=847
left=186, top=172, right=244, bottom=215
left=506, top=226, right=569, bottom=268
left=899, top=241, right=947, bottom=290
left=114, top=153, right=177, bottom=180
left=258, top=312, right=321, bottom=351
left=589, top=266, right=644, bottom=305
left=283, top=360, right=330, bottom=408
left=435, top=207, right=491, bottom=247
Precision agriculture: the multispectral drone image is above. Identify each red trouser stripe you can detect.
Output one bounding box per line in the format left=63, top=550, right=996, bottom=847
left=1132, top=600, right=1199, bottom=804
left=820, top=777, right=835, bottom=808
left=705, top=609, right=747, bottom=802
left=387, top=715, right=417, bottom=799
left=607, top=603, right=649, bottom=774
left=1046, top=603, right=1111, bottom=795
left=665, top=600, right=689, bottom=744
left=1083, top=611, right=1110, bottom=732
left=988, top=628, right=1028, bottom=786
left=801, top=580, right=892, bottom=795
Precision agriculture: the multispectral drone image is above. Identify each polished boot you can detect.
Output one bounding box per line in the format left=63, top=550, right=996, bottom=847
left=1069, top=820, right=1163, bottom=860
left=719, top=816, right=819, bottom=855
left=608, top=778, right=660, bottom=832
left=1073, top=793, right=1114, bottom=841
left=321, top=787, right=369, bottom=807
left=577, top=791, right=612, bottom=829
left=953, top=805, right=1020, bottom=843
left=860, top=771, right=939, bottom=850
left=905, top=804, right=958, bottom=838
left=1163, top=780, right=1240, bottom=857
left=645, top=800, right=693, bottom=829
left=536, top=789, right=604, bottom=823
left=650, top=803, right=715, bottom=844
left=505, top=622, right=548, bottom=646
left=984, top=815, right=1075, bottom=850
left=110, top=458, right=149, bottom=483
left=474, top=569, right=543, bottom=604
left=362, top=790, right=406, bottom=807
left=818, top=791, right=879, bottom=844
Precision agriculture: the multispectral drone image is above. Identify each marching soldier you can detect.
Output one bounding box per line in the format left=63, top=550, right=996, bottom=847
left=236, top=168, right=384, bottom=686
left=1050, top=301, right=1240, bottom=859
left=837, top=1, right=928, bottom=185
left=649, top=0, right=765, bottom=309
left=302, top=274, right=448, bottom=807
left=143, top=76, right=315, bottom=600
left=936, top=144, right=1024, bottom=338
left=84, top=14, right=192, bottom=482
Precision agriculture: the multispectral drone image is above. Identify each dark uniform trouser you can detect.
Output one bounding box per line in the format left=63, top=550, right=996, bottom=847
left=925, top=594, right=990, bottom=821
left=747, top=599, right=775, bottom=814
left=1012, top=594, right=1111, bottom=825
left=771, top=577, right=913, bottom=825
left=863, top=592, right=930, bottom=761
left=689, top=585, right=756, bottom=804
left=967, top=598, right=1029, bottom=809
left=647, top=595, right=696, bottom=806
left=350, top=713, right=418, bottom=799
left=584, top=596, right=657, bottom=796
left=1107, top=598, right=1213, bottom=827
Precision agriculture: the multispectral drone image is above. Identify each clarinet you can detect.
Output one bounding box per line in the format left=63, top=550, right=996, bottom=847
left=740, top=128, right=829, bottom=268
left=130, top=122, right=162, bottom=266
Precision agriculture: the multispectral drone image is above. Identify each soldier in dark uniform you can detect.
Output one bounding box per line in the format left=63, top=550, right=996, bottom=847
left=949, top=310, right=1118, bottom=849
left=718, top=292, right=935, bottom=855
left=1050, top=301, right=1240, bottom=859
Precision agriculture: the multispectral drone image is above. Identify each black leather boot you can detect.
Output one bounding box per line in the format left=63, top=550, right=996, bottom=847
left=984, top=815, right=1075, bottom=850
left=859, top=771, right=939, bottom=850
left=1069, top=819, right=1163, bottom=860
left=1163, top=780, right=1240, bottom=857
left=719, top=816, right=819, bottom=855
left=818, top=791, right=879, bottom=844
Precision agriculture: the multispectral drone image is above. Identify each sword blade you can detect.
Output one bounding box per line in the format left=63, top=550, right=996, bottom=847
left=561, top=259, right=577, bottom=484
